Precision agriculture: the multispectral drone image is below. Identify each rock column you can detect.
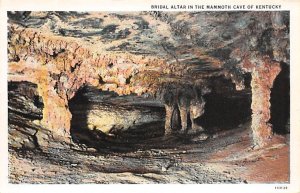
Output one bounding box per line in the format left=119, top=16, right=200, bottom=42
left=164, top=104, right=175, bottom=135
left=37, top=81, right=72, bottom=144
left=162, top=88, right=176, bottom=135
left=250, top=61, right=281, bottom=147
left=178, top=95, right=189, bottom=133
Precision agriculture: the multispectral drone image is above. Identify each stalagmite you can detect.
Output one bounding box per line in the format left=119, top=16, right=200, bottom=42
left=162, top=85, right=207, bottom=135
left=164, top=104, right=175, bottom=135
left=162, top=88, right=176, bottom=135
left=178, top=93, right=189, bottom=133
left=190, top=96, right=206, bottom=132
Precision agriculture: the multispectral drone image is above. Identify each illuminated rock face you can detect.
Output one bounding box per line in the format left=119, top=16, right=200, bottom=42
left=8, top=26, right=164, bottom=143
left=69, top=87, right=165, bottom=135
left=8, top=11, right=289, bottom=148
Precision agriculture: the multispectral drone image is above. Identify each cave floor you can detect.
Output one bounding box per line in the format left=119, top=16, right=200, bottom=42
left=8, top=121, right=289, bottom=184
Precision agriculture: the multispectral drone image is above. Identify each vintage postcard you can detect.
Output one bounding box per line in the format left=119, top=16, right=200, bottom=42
left=0, top=0, right=299, bottom=193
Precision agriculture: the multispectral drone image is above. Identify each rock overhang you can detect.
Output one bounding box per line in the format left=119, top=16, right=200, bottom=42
left=7, top=11, right=289, bottom=148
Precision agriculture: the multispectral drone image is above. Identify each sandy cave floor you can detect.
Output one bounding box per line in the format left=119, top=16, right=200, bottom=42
left=9, top=121, right=289, bottom=184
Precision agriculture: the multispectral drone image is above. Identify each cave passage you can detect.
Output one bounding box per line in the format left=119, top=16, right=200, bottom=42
left=8, top=74, right=290, bottom=152
left=68, top=85, right=166, bottom=150
left=195, top=76, right=252, bottom=134
left=270, top=62, right=290, bottom=134
left=166, top=90, right=252, bottom=134
left=197, top=92, right=252, bottom=133
left=68, top=80, right=255, bottom=151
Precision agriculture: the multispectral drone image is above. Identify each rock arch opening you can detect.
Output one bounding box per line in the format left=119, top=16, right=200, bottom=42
left=68, top=85, right=166, bottom=150
left=67, top=75, right=257, bottom=152
left=197, top=92, right=252, bottom=133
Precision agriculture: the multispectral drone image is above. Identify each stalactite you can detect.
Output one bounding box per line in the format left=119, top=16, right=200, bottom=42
left=162, top=85, right=207, bottom=135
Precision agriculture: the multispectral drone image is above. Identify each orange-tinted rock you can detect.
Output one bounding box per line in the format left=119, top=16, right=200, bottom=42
left=7, top=25, right=168, bottom=143
left=247, top=57, right=281, bottom=147
left=7, top=12, right=289, bottom=147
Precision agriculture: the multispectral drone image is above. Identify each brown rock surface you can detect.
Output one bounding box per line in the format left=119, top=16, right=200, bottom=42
left=7, top=11, right=289, bottom=184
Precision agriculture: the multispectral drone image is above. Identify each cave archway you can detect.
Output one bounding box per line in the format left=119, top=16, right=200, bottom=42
left=68, top=85, right=166, bottom=151
left=198, top=93, right=251, bottom=132
left=270, top=62, right=290, bottom=134
left=68, top=77, right=254, bottom=152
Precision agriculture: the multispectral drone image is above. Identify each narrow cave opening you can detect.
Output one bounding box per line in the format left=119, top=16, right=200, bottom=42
left=270, top=62, right=290, bottom=134
left=171, top=106, right=182, bottom=131
left=68, top=85, right=166, bottom=151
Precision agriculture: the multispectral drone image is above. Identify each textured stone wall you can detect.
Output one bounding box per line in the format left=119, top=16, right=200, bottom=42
left=8, top=11, right=289, bottom=148
left=8, top=25, right=167, bottom=142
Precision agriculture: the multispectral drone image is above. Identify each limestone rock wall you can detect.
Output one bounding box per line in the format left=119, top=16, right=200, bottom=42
left=8, top=11, right=289, bottom=148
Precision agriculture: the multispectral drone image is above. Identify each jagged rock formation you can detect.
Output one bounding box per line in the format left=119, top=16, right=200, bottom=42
left=8, top=11, right=289, bottom=148
left=8, top=82, right=42, bottom=148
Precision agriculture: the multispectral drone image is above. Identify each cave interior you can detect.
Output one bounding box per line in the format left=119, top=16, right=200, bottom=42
left=7, top=11, right=290, bottom=184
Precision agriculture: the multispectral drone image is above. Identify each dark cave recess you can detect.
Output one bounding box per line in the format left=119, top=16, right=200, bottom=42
left=8, top=81, right=44, bottom=149
left=68, top=86, right=165, bottom=147
left=270, top=62, right=290, bottom=134
left=8, top=81, right=44, bottom=120
left=68, top=78, right=253, bottom=145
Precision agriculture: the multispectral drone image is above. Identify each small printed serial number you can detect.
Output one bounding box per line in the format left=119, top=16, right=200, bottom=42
left=275, top=186, right=288, bottom=190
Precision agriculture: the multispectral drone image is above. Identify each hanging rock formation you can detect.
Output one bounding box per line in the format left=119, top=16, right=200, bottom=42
left=161, top=83, right=208, bottom=135
left=8, top=11, right=289, bottom=148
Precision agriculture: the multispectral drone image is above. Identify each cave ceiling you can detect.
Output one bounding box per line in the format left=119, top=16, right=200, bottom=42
left=8, top=11, right=289, bottom=88
left=7, top=11, right=290, bottom=147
